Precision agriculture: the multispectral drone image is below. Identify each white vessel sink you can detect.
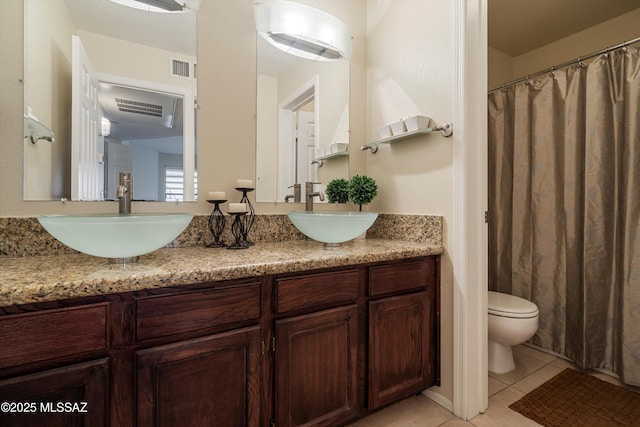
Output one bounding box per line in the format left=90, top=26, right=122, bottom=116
left=38, top=213, right=193, bottom=259
left=288, top=211, right=378, bottom=245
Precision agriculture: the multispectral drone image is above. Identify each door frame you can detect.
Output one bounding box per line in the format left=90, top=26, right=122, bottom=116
left=277, top=75, right=319, bottom=201
left=451, top=0, right=488, bottom=419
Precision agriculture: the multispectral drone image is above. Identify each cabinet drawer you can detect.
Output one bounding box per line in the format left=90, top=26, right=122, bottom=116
left=368, top=258, right=435, bottom=296
left=0, top=303, right=109, bottom=369
left=276, top=269, right=359, bottom=314
left=136, top=283, right=261, bottom=341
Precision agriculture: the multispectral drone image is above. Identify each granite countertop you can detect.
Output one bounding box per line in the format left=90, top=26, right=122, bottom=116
left=0, top=239, right=444, bottom=307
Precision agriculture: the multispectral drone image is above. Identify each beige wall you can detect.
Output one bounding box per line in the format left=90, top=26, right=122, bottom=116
left=514, top=8, right=640, bottom=79
left=1, top=0, right=28, bottom=214
left=489, top=8, right=640, bottom=88
left=256, top=74, right=279, bottom=201
left=78, top=30, right=196, bottom=91
left=488, top=46, right=512, bottom=90
left=366, top=0, right=454, bottom=402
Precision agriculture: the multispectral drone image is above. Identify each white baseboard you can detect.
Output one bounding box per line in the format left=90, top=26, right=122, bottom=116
left=421, top=387, right=454, bottom=412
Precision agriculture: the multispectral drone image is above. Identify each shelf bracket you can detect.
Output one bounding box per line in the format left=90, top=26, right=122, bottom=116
left=360, top=144, right=379, bottom=154
left=433, top=122, right=453, bottom=137
left=310, top=159, right=324, bottom=167
left=24, top=115, right=56, bottom=144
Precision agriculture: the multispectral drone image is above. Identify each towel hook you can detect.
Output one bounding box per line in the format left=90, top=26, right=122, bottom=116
left=361, top=144, right=379, bottom=154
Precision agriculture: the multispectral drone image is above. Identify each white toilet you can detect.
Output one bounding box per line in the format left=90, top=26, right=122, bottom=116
left=488, top=291, right=539, bottom=374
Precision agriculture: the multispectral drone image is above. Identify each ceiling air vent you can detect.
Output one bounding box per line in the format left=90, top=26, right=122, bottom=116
left=171, top=58, right=192, bottom=79
left=115, top=98, right=163, bottom=117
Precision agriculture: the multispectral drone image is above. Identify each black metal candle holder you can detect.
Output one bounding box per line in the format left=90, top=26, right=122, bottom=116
left=236, top=187, right=256, bottom=246
left=227, top=212, right=248, bottom=250
left=206, top=199, right=227, bottom=248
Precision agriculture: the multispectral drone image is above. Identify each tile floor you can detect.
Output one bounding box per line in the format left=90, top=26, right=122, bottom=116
left=348, top=345, right=634, bottom=427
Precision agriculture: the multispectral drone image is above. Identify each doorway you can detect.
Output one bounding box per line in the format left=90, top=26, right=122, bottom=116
left=277, top=76, right=319, bottom=202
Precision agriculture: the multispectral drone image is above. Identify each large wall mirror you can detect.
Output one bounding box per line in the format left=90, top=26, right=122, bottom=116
left=23, top=0, right=197, bottom=202
left=255, top=0, right=350, bottom=203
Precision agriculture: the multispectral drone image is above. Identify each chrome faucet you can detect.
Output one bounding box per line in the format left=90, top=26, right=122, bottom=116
left=285, top=183, right=301, bottom=203
left=305, top=182, right=324, bottom=211
left=117, top=172, right=133, bottom=214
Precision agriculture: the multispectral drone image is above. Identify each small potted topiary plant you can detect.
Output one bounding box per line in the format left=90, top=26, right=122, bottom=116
left=348, top=175, right=378, bottom=211
left=325, top=178, right=350, bottom=203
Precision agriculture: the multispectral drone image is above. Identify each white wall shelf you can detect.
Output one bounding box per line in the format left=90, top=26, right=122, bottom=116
left=361, top=122, right=453, bottom=153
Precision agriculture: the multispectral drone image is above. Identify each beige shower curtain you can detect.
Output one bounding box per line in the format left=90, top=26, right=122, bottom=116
left=488, top=46, right=640, bottom=385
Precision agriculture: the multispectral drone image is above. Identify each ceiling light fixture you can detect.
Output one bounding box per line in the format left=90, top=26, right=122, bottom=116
left=254, top=0, right=351, bottom=61
left=109, top=0, right=199, bottom=13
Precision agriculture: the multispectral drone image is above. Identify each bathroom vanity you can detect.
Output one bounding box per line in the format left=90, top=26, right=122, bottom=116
left=0, top=241, right=441, bottom=426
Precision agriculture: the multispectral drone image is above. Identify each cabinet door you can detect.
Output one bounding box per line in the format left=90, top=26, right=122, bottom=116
left=0, top=358, right=108, bottom=427
left=275, top=305, right=358, bottom=427
left=368, top=291, right=434, bottom=409
left=136, top=326, right=261, bottom=427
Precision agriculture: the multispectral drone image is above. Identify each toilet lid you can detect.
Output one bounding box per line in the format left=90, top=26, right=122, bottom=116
left=488, top=291, right=538, bottom=318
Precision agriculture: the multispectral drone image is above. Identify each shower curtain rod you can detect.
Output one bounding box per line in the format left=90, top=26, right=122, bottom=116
left=489, top=35, right=640, bottom=93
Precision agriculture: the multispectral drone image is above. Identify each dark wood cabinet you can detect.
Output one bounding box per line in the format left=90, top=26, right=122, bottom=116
left=136, top=326, right=261, bottom=427
left=367, top=258, right=439, bottom=410
left=368, top=291, right=434, bottom=409
left=0, top=358, right=108, bottom=427
left=275, top=305, right=359, bottom=427
left=0, top=255, right=439, bottom=427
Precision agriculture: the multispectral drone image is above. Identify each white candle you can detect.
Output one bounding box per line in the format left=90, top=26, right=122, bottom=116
left=208, top=191, right=226, bottom=200
left=228, top=203, right=247, bottom=213
left=236, top=179, right=254, bottom=189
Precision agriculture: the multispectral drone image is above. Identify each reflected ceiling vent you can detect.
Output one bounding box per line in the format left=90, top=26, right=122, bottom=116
left=171, top=58, right=195, bottom=79
left=115, top=98, right=163, bottom=117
